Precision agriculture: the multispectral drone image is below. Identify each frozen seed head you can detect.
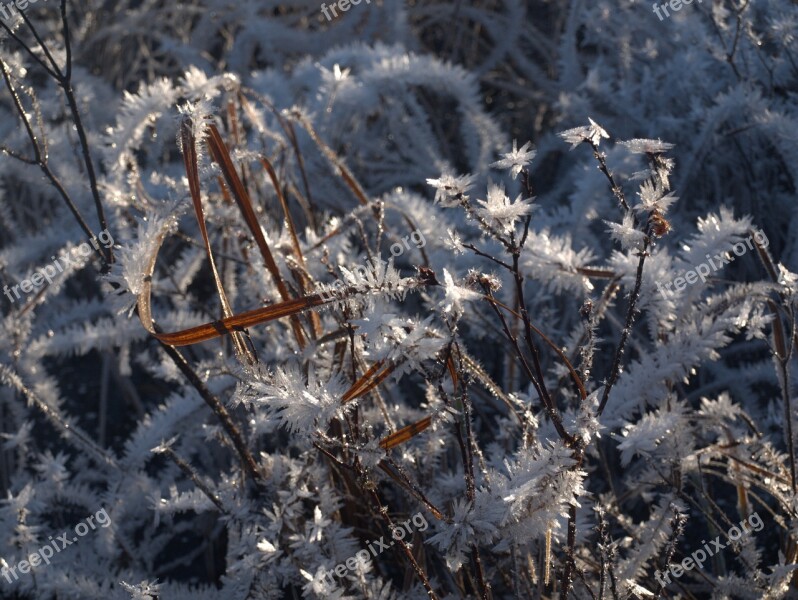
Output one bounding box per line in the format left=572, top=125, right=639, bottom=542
left=466, top=270, right=501, bottom=292
left=650, top=212, right=672, bottom=237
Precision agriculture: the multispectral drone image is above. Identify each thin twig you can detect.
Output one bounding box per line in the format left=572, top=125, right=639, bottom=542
left=161, top=446, right=227, bottom=514
left=156, top=339, right=264, bottom=491
left=596, top=236, right=651, bottom=417
left=0, top=57, right=107, bottom=264
left=361, top=480, right=440, bottom=599
left=0, top=2, right=112, bottom=266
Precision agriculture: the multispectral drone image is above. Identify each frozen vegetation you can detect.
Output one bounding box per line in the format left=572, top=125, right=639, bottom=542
left=1, top=1, right=798, bottom=598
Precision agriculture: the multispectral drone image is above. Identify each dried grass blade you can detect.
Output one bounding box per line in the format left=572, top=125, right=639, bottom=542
left=379, top=416, right=433, bottom=450
left=341, top=360, right=385, bottom=403
left=259, top=156, right=304, bottom=266
left=341, top=360, right=403, bottom=404
left=206, top=123, right=307, bottom=348
left=283, top=118, right=316, bottom=218
left=180, top=120, right=253, bottom=363
left=152, top=292, right=333, bottom=346
left=446, top=356, right=459, bottom=391
left=259, top=155, right=322, bottom=337
left=752, top=228, right=779, bottom=283
left=290, top=110, right=369, bottom=206
left=723, top=428, right=750, bottom=519
left=377, top=460, right=446, bottom=521
left=133, top=209, right=329, bottom=350
left=238, top=91, right=317, bottom=228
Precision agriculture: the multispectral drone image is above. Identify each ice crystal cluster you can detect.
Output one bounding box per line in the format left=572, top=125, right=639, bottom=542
left=1, top=1, right=797, bottom=599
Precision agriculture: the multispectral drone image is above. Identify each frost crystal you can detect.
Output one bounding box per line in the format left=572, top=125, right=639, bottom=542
left=475, top=180, right=535, bottom=235
left=490, top=140, right=536, bottom=179
left=426, top=173, right=477, bottom=207
left=559, top=117, right=610, bottom=149
left=620, top=138, right=675, bottom=155
left=0, top=3, right=793, bottom=599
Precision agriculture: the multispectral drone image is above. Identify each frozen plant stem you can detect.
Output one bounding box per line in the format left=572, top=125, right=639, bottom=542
left=596, top=236, right=650, bottom=417
left=453, top=347, right=492, bottom=599
left=0, top=364, right=119, bottom=470
left=0, top=1, right=112, bottom=266
left=564, top=146, right=661, bottom=597
left=767, top=299, right=797, bottom=493
left=459, top=195, right=514, bottom=252
left=652, top=505, right=686, bottom=600
left=467, top=188, right=575, bottom=445
left=361, top=476, right=440, bottom=599
left=590, top=141, right=629, bottom=212
left=379, top=457, right=448, bottom=522
left=157, top=340, right=265, bottom=492
left=596, top=146, right=665, bottom=415
left=161, top=446, right=227, bottom=514
left=512, top=222, right=575, bottom=445
left=0, top=57, right=108, bottom=266
left=481, top=288, right=566, bottom=440
left=751, top=234, right=798, bottom=493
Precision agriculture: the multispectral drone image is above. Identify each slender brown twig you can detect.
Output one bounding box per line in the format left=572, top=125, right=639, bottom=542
left=0, top=1, right=112, bottom=266
left=156, top=337, right=264, bottom=492
left=0, top=57, right=109, bottom=265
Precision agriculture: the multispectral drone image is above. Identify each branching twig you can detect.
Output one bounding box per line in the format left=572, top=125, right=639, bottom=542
left=0, top=0, right=112, bottom=266
left=0, top=57, right=108, bottom=264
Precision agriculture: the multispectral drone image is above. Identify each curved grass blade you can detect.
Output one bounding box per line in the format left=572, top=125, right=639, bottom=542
left=206, top=123, right=307, bottom=349
left=180, top=118, right=254, bottom=364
